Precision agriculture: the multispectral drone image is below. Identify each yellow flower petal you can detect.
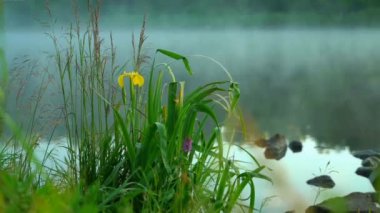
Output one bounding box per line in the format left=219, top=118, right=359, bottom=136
left=131, top=73, right=144, bottom=87
left=117, top=71, right=144, bottom=88
left=118, top=72, right=127, bottom=88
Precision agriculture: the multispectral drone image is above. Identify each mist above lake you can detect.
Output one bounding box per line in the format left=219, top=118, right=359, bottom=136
left=4, top=28, right=380, bottom=150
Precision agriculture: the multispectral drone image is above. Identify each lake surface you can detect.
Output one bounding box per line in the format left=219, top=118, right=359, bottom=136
left=232, top=137, right=374, bottom=212
left=4, top=28, right=380, bottom=149
left=31, top=136, right=374, bottom=212
left=3, top=28, right=379, bottom=211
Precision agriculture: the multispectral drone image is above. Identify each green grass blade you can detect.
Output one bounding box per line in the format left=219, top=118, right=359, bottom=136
left=113, top=109, right=136, bottom=166
left=193, top=103, right=219, bottom=127
left=226, top=173, right=254, bottom=211
left=234, top=144, right=263, bottom=168
left=215, top=160, right=231, bottom=208
left=166, top=82, right=178, bottom=138
left=137, top=122, right=168, bottom=172
left=229, top=82, right=240, bottom=111
left=156, top=49, right=192, bottom=75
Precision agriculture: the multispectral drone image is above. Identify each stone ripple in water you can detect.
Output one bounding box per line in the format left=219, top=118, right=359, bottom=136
left=227, top=135, right=374, bottom=212
left=306, top=175, right=335, bottom=189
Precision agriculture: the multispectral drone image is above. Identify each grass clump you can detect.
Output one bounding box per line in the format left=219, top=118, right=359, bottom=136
left=0, top=1, right=269, bottom=212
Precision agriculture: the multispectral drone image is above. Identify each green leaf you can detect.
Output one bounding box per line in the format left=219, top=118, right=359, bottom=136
left=113, top=109, right=136, bottom=166
left=235, top=144, right=262, bottom=168
left=226, top=173, right=252, bottom=211
left=167, top=82, right=178, bottom=138
left=157, top=49, right=184, bottom=60
left=229, top=82, right=240, bottom=111
left=157, top=49, right=193, bottom=75
left=182, top=58, right=191, bottom=75
left=138, top=122, right=169, bottom=173
left=193, top=103, right=219, bottom=127
left=147, top=67, right=164, bottom=124
left=184, top=81, right=228, bottom=105
left=215, top=160, right=231, bottom=208
left=156, top=122, right=171, bottom=173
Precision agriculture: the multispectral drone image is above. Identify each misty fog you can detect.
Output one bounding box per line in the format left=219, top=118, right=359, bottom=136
left=2, top=1, right=380, bottom=149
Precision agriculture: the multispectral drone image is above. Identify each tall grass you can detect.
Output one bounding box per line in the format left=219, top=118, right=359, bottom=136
left=0, top=1, right=269, bottom=212
left=0, top=0, right=6, bottom=136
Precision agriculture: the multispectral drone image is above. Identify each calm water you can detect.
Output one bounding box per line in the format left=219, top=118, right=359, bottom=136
left=5, top=28, right=380, bottom=149
left=32, top=136, right=373, bottom=212
left=231, top=136, right=374, bottom=212
left=4, top=28, right=379, bottom=211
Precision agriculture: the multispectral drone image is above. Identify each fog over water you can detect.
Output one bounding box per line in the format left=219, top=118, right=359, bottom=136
left=5, top=28, right=380, bottom=149
left=3, top=2, right=380, bottom=212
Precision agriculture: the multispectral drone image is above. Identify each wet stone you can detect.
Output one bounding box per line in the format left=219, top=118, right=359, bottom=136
left=264, top=134, right=287, bottom=160
left=351, top=150, right=380, bottom=160
left=306, top=175, right=335, bottom=189
left=356, top=167, right=374, bottom=178
left=289, top=140, right=302, bottom=153
left=306, top=192, right=380, bottom=213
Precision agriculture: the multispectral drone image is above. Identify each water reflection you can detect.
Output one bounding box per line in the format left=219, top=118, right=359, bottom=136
left=228, top=135, right=374, bottom=212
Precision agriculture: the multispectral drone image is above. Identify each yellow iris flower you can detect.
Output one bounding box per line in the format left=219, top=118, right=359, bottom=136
left=118, top=71, right=144, bottom=88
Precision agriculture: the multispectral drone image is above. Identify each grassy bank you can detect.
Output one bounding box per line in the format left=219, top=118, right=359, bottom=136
left=0, top=2, right=269, bottom=212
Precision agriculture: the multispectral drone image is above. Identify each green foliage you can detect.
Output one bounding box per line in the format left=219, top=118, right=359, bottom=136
left=0, top=0, right=6, bottom=136
left=0, top=2, right=270, bottom=212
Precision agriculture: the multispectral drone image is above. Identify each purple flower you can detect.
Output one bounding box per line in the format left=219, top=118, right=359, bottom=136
left=183, top=138, right=193, bottom=153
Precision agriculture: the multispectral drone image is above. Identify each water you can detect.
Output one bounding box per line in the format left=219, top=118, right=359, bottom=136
left=231, top=137, right=374, bottom=211
left=4, top=28, right=379, bottom=210
left=5, top=28, right=380, bottom=150
left=29, top=136, right=374, bottom=212
left=3, top=28, right=380, bottom=209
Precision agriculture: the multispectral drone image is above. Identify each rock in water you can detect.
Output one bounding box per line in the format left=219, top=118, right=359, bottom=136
left=351, top=150, right=380, bottom=160
left=289, top=140, right=302, bottom=153
left=306, top=192, right=380, bottom=213
left=264, top=134, right=287, bottom=160
left=362, top=156, right=380, bottom=168
left=356, top=167, right=374, bottom=178
left=306, top=175, right=335, bottom=189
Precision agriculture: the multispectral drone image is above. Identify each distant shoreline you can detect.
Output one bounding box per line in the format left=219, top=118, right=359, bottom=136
left=4, top=12, right=380, bottom=31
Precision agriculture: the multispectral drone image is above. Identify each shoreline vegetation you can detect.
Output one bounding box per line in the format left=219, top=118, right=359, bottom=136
left=0, top=1, right=272, bottom=212
left=2, top=1, right=380, bottom=212
left=5, top=12, right=380, bottom=30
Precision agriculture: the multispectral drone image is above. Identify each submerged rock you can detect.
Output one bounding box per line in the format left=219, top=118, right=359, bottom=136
left=351, top=150, right=380, bottom=160
left=289, top=140, right=302, bottom=153
left=264, top=134, right=287, bottom=160
left=306, top=175, right=335, bottom=189
left=306, top=192, right=380, bottom=213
